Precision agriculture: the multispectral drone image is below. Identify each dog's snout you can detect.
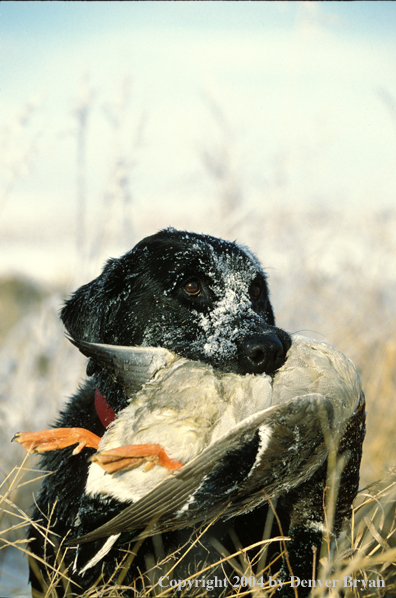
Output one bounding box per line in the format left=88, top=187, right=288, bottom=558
left=239, top=335, right=286, bottom=375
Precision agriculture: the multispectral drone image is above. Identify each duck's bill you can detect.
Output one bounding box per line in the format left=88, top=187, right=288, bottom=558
left=67, top=337, right=177, bottom=394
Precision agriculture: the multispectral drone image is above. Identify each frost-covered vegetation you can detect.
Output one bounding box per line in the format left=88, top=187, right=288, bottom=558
left=0, top=88, right=395, bottom=595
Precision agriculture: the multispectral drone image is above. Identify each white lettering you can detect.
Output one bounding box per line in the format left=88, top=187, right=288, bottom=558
left=160, top=576, right=353, bottom=592
left=268, top=576, right=277, bottom=587
left=159, top=576, right=169, bottom=587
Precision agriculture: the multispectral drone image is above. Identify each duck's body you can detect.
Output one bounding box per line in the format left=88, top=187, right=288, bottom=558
left=74, top=334, right=360, bottom=513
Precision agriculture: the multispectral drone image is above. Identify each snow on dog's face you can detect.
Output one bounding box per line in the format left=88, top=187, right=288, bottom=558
left=61, top=228, right=291, bottom=376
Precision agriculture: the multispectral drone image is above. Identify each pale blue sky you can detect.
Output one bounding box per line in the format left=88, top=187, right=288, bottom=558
left=4, top=1, right=396, bottom=37
left=1, top=1, right=396, bottom=276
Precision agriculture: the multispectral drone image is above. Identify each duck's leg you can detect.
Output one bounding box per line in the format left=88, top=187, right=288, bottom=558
left=12, top=428, right=101, bottom=455
left=91, top=443, right=184, bottom=473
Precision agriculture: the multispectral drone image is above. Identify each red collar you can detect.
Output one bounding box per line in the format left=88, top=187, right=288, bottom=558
left=95, top=387, right=116, bottom=429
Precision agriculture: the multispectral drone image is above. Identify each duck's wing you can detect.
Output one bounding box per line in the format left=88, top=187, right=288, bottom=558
left=68, top=337, right=177, bottom=394
left=71, top=393, right=334, bottom=545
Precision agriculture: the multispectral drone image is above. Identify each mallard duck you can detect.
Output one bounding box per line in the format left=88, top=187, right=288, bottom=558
left=71, top=334, right=363, bottom=536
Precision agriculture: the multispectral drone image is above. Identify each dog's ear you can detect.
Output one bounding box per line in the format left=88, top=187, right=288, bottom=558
left=60, top=258, right=127, bottom=342
left=61, top=278, right=106, bottom=341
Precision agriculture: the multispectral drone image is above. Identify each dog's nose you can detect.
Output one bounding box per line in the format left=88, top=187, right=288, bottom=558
left=239, top=335, right=286, bottom=375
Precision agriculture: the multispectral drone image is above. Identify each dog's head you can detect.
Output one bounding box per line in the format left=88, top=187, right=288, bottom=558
left=61, top=228, right=291, bottom=376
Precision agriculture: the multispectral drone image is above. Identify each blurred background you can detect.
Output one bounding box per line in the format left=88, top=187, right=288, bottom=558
left=1, top=2, right=396, bottom=594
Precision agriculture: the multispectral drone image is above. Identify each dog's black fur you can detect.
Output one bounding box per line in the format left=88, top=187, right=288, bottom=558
left=28, top=228, right=296, bottom=594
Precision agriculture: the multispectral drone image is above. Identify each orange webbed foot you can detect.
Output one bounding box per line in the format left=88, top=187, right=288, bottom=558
left=12, top=428, right=101, bottom=455
left=91, top=443, right=184, bottom=474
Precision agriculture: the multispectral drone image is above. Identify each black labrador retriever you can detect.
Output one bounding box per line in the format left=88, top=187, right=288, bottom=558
left=22, top=228, right=363, bottom=597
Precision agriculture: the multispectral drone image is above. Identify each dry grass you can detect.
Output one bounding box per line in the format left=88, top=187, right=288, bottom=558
left=1, top=456, right=395, bottom=598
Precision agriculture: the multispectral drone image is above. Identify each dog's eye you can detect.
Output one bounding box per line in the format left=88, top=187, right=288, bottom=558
left=249, top=283, right=261, bottom=300
left=184, top=280, right=202, bottom=296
